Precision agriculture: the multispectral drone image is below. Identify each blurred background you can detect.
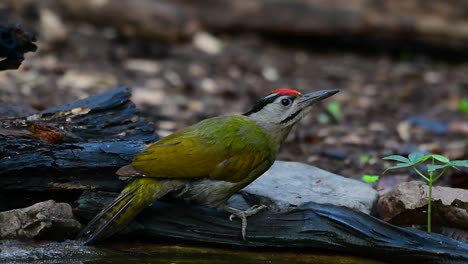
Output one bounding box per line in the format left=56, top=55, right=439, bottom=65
left=1, top=0, right=467, bottom=191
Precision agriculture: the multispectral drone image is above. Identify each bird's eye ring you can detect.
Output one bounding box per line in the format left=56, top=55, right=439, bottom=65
left=281, top=98, right=291, bottom=106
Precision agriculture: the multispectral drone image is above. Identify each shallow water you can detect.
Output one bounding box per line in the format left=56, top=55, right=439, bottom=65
left=0, top=240, right=383, bottom=264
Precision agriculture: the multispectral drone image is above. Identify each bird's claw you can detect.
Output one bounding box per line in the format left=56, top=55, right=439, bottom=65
left=226, top=204, right=267, bottom=240
left=229, top=214, right=235, bottom=221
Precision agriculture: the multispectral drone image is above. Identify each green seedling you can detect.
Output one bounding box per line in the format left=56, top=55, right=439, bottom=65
left=318, top=101, right=342, bottom=124
left=458, top=98, right=468, bottom=114
left=383, top=153, right=468, bottom=232
left=327, top=101, right=342, bottom=121
left=362, top=174, right=379, bottom=184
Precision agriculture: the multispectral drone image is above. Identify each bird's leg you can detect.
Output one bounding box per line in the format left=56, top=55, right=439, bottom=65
left=224, top=204, right=267, bottom=240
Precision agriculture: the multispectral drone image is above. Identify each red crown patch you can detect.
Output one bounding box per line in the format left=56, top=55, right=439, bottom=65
left=272, top=88, right=301, bottom=96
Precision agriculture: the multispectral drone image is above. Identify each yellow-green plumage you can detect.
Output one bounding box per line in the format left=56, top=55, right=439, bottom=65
left=133, top=116, right=275, bottom=181
left=80, top=115, right=276, bottom=243
left=80, top=178, right=174, bottom=242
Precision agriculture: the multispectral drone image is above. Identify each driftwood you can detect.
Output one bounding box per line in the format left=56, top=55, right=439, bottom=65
left=0, top=24, right=36, bottom=71
left=0, top=87, right=157, bottom=210
left=55, top=0, right=468, bottom=49
left=75, top=191, right=468, bottom=264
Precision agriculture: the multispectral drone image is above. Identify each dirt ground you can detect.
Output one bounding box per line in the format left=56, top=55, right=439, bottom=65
left=1, top=12, right=468, bottom=191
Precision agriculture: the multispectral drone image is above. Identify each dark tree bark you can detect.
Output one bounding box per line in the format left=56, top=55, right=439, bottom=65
left=74, top=191, right=468, bottom=264
left=0, top=87, right=158, bottom=210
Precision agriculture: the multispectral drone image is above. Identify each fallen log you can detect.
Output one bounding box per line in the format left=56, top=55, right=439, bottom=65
left=0, top=87, right=157, bottom=210
left=74, top=191, right=468, bottom=264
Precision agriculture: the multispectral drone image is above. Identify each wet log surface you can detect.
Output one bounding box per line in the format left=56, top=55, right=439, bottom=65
left=0, top=87, right=157, bottom=210
left=75, top=191, right=468, bottom=264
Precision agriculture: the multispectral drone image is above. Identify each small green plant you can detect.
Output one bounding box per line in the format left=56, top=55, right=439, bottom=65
left=383, top=153, right=468, bottom=232
left=327, top=101, right=342, bottom=121
left=317, top=101, right=343, bottom=124
left=362, top=174, right=379, bottom=184
left=458, top=98, right=468, bottom=113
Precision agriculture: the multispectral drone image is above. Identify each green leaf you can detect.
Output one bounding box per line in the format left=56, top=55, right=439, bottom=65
left=427, top=164, right=448, bottom=172
left=431, top=154, right=450, bottom=164
left=450, top=160, right=468, bottom=167
left=362, top=175, right=380, bottom=183
left=383, top=155, right=411, bottom=164
left=408, top=152, right=425, bottom=164
left=385, top=163, right=413, bottom=171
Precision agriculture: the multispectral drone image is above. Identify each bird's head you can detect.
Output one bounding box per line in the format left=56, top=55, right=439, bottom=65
left=244, top=88, right=339, bottom=144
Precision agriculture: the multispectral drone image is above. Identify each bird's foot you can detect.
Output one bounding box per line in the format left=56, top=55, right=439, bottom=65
left=226, top=204, right=267, bottom=240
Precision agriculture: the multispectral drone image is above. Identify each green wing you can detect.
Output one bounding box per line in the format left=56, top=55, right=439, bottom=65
left=132, top=115, right=276, bottom=183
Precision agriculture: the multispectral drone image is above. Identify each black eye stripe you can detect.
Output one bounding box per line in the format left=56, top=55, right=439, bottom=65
left=244, top=95, right=296, bottom=116
left=243, top=94, right=280, bottom=115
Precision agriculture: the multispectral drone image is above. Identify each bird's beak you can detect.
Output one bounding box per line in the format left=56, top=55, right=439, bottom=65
left=299, top=89, right=339, bottom=106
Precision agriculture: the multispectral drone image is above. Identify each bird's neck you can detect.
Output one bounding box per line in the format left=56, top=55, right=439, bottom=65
left=246, top=116, right=293, bottom=148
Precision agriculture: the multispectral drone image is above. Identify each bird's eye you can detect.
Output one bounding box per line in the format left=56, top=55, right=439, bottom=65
left=281, top=98, right=292, bottom=106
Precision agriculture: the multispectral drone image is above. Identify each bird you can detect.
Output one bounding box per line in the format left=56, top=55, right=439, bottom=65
left=79, top=88, right=339, bottom=244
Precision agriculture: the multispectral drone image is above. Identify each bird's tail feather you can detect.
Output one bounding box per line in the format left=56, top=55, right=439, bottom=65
left=79, top=177, right=178, bottom=245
